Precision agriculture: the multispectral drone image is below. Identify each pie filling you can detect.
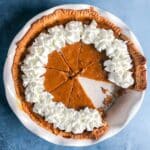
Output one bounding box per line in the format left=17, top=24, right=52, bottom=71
left=20, top=20, right=134, bottom=134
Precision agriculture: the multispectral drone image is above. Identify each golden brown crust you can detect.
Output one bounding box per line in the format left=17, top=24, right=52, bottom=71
left=12, top=8, right=146, bottom=140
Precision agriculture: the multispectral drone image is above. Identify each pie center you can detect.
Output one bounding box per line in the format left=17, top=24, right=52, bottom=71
left=44, top=42, right=113, bottom=110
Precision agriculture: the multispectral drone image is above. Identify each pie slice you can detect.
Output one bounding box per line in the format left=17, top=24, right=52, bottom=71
left=81, top=62, right=108, bottom=81
left=44, top=69, right=68, bottom=92
left=51, top=79, right=74, bottom=107
left=46, top=50, right=70, bottom=72
left=61, top=42, right=82, bottom=73
left=68, top=78, right=95, bottom=109
left=78, top=43, right=101, bottom=69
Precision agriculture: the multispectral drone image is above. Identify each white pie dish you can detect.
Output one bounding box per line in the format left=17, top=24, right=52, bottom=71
left=3, top=4, right=146, bottom=147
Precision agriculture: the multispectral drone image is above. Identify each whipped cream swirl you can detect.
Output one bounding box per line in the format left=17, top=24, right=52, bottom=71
left=104, top=39, right=134, bottom=88
left=33, top=94, right=102, bottom=133
left=21, top=20, right=134, bottom=134
left=65, top=21, right=83, bottom=44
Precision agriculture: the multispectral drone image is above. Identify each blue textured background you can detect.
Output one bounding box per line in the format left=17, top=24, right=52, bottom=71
left=0, top=0, right=150, bottom=149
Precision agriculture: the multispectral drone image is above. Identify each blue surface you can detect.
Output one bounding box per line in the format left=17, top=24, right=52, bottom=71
left=0, top=0, right=150, bottom=149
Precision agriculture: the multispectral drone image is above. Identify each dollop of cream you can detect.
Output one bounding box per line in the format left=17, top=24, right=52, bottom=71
left=94, top=29, right=114, bottom=52
left=104, top=39, right=134, bottom=88
left=21, top=20, right=134, bottom=134
left=33, top=93, right=102, bottom=134
left=65, top=21, right=83, bottom=44
left=48, top=25, right=66, bottom=49
left=81, top=20, right=100, bottom=44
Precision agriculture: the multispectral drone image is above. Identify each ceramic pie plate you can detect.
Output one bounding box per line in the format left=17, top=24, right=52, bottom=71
left=3, top=4, right=146, bottom=147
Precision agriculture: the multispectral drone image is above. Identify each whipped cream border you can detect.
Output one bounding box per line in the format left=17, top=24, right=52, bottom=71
left=21, top=20, right=134, bottom=134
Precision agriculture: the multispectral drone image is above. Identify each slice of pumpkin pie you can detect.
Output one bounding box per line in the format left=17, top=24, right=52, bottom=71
left=46, top=50, right=70, bottom=72
left=61, top=42, right=82, bottom=73
left=51, top=79, right=74, bottom=107
left=81, top=62, right=108, bottom=81
left=44, top=69, right=68, bottom=92
left=78, top=43, right=101, bottom=69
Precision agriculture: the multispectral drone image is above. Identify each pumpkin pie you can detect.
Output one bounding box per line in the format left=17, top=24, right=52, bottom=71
left=12, top=8, right=146, bottom=140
